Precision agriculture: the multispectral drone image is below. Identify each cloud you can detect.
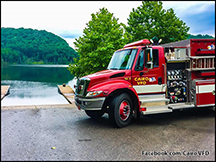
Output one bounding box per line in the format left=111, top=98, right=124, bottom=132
left=57, top=30, right=83, bottom=39
left=180, top=7, right=215, bottom=36
left=1, top=1, right=215, bottom=44
left=163, top=1, right=215, bottom=16
left=63, top=38, right=77, bottom=49
left=163, top=1, right=215, bottom=36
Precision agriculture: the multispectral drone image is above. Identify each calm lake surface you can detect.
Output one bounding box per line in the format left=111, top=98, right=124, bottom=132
left=1, top=65, right=76, bottom=106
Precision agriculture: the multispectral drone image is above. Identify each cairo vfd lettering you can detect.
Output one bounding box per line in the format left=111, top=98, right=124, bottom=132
left=134, top=77, right=149, bottom=85
left=134, top=77, right=156, bottom=85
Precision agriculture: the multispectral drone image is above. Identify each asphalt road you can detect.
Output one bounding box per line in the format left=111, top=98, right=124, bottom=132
left=1, top=104, right=215, bottom=161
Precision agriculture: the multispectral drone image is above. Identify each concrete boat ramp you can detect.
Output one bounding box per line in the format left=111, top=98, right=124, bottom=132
left=1, top=84, right=75, bottom=105
left=57, top=84, right=75, bottom=104
left=1, top=85, right=10, bottom=100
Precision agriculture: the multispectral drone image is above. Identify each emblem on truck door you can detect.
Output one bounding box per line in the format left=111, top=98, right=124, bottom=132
left=149, top=77, right=156, bottom=82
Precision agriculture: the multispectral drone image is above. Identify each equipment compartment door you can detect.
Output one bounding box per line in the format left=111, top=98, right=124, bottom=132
left=196, top=79, right=215, bottom=106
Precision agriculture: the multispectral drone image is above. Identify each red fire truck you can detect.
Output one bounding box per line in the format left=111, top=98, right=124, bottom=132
left=74, top=38, right=215, bottom=128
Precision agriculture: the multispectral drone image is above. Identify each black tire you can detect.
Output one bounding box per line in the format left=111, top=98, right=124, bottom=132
left=109, top=93, right=133, bottom=128
left=134, top=109, right=141, bottom=122
left=85, top=110, right=105, bottom=119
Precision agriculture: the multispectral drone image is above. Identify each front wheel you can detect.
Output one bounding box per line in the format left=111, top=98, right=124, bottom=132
left=109, top=93, right=133, bottom=128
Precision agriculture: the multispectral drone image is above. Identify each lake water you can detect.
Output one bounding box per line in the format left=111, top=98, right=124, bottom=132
left=1, top=65, right=76, bottom=106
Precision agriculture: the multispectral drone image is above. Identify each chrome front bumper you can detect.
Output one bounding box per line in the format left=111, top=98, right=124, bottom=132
left=75, top=96, right=106, bottom=110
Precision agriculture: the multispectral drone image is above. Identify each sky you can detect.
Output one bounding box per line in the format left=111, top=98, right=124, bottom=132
left=1, top=1, right=215, bottom=49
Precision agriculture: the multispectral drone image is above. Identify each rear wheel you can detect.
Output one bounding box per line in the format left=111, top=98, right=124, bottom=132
left=109, top=93, right=133, bottom=128
left=85, top=110, right=105, bottom=119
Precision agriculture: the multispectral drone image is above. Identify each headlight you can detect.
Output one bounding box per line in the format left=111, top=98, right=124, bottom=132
left=86, top=91, right=103, bottom=97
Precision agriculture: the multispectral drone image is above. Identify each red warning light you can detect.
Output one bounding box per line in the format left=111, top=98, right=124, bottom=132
left=124, top=39, right=150, bottom=48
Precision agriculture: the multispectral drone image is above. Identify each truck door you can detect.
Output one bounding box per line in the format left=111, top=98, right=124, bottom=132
left=132, top=47, right=166, bottom=95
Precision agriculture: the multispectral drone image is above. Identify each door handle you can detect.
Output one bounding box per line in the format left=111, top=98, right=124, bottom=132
left=140, top=72, right=144, bottom=76
left=158, top=77, right=162, bottom=85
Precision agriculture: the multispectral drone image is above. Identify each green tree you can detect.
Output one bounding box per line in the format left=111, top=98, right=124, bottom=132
left=126, top=1, right=190, bottom=43
left=68, top=7, right=131, bottom=78
left=1, top=48, right=19, bottom=63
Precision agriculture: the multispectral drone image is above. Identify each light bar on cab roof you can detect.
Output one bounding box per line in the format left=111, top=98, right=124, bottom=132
left=123, top=39, right=150, bottom=48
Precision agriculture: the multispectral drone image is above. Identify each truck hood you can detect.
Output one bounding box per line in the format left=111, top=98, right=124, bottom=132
left=84, top=69, right=127, bottom=88
left=85, top=69, right=126, bottom=80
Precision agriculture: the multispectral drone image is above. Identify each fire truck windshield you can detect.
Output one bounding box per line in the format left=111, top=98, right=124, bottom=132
left=107, top=49, right=137, bottom=70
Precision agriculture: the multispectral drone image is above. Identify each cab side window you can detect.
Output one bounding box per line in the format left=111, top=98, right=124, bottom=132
left=144, top=49, right=159, bottom=68
left=135, top=50, right=144, bottom=71
left=153, top=49, right=159, bottom=67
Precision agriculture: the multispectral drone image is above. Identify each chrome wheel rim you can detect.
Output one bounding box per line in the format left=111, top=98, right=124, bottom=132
left=119, top=100, right=131, bottom=121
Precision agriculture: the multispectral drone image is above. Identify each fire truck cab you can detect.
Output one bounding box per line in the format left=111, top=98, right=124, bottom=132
left=75, top=38, right=215, bottom=128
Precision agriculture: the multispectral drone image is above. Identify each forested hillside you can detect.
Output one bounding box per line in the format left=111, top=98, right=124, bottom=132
left=1, top=27, right=79, bottom=64
left=187, top=34, right=214, bottom=39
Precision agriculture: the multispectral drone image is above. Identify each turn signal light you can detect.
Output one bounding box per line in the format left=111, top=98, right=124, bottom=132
left=141, top=107, right=146, bottom=111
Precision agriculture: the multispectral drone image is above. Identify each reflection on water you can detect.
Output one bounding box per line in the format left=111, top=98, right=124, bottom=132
left=1, top=65, right=75, bottom=106
left=10, top=64, right=69, bottom=67
left=1, top=64, right=72, bottom=83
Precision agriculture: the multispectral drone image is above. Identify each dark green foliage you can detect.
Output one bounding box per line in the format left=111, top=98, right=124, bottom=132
left=187, top=34, right=214, bottom=39
left=1, top=27, right=79, bottom=64
left=68, top=8, right=131, bottom=78
left=126, top=1, right=190, bottom=43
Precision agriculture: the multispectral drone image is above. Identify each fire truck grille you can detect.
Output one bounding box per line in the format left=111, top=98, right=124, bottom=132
left=75, top=77, right=90, bottom=97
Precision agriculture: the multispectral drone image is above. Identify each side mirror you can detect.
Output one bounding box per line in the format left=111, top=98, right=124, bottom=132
left=146, top=61, right=153, bottom=69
